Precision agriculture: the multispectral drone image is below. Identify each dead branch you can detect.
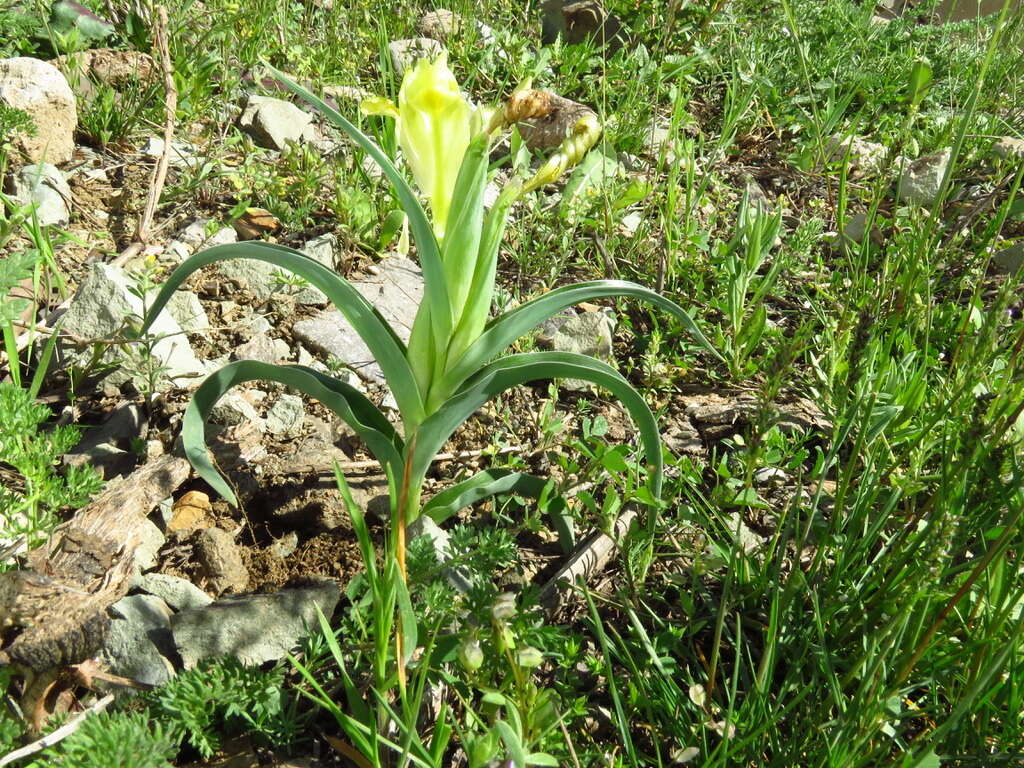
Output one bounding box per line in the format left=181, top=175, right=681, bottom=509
left=0, top=694, right=114, bottom=767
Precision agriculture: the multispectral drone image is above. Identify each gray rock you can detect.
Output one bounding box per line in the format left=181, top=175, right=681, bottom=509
left=194, top=527, right=249, bottom=595
left=58, top=262, right=207, bottom=388
left=171, top=579, right=341, bottom=668
left=134, top=517, right=166, bottom=572
left=551, top=309, right=615, bottom=392
left=418, top=9, right=463, bottom=40
left=209, top=390, right=264, bottom=429
left=833, top=212, right=887, bottom=250
left=0, top=57, right=77, bottom=165
left=140, top=136, right=199, bottom=168
left=409, top=516, right=472, bottom=592
left=233, top=332, right=283, bottom=365
left=239, top=94, right=315, bottom=151
left=268, top=531, right=299, bottom=559
left=266, top=393, right=305, bottom=438
left=101, top=594, right=175, bottom=686
left=551, top=309, right=615, bottom=358
left=994, top=242, right=1023, bottom=275
left=388, top=38, right=444, bottom=77
left=291, top=256, right=423, bottom=383
left=897, top=149, right=951, bottom=205
left=825, top=134, right=888, bottom=177
left=216, top=254, right=328, bottom=307
left=165, top=290, right=209, bottom=334
left=8, top=163, right=71, bottom=227
left=63, top=441, right=133, bottom=479
left=993, top=137, right=1024, bottom=160
left=136, top=572, right=212, bottom=611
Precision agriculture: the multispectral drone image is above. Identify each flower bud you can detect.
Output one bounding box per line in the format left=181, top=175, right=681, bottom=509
left=458, top=637, right=484, bottom=672
left=491, top=592, right=517, bottom=621
left=516, top=646, right=543, bottom=669
left=495, top=624, right=516, bottom=654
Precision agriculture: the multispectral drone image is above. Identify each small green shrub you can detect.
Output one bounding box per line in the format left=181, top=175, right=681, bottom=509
left=32, top=711, right=177, bottom=768
left=0, top=381, right=102, bottom=555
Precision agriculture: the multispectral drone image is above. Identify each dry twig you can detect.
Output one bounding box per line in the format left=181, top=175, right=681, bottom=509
left=0, top=694, right=114, bottom=767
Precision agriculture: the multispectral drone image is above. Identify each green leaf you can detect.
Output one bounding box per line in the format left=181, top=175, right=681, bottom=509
left=493, top=721, right=528, bottom=768
left=442, top=280, right=722, bottom=397
left=140, top=241, right=425, bottom=425
left=48, top=0, right=114, bottom=44
left=265, top=64, right=453, bottom=345
left=441, top=134, right=490, bottom=328
left=393, top=565, right=418, bottom=666
left=904, top=59, right=933, bottom=108
left=421, top=468, right=548, bottom=524
left=416, top=351, right=665, bottom=503
left=527, top=753, right=561, bottom=766
left=183, top=361, right=401, bottom=506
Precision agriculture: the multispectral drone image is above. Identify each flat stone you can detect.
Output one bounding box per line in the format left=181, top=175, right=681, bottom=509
left=194, top=527, right=249, bottom=595
left=266, top=394, right=304, bottom=438
left=101, top=594, right=175, bottom=686
left=418, top=9, right=463, bottom=40
left=136, top=572, right=212, bottom=611
left=0, top=57, right=77, bottom=165
left=216, top=254, right=328, bottom=306
left=238, top=94, right=315, bottom=151
left=171, top=579, right=340, bottom=668
left=551, top=309, right=616, bottom=391
left=291, top=256, right=423, bottom=383
left=897, top=148, right=951, bottom=206
left=8, top=163, right=71, bottom=227
left=388, top=38, right=444, bottom=77
left=58, top=262, right=207, bottom=389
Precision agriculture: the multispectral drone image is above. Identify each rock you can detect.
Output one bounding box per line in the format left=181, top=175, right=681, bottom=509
left=134, top=518, right=166, bottom=572
left=176, top=219, right=238, bottom=253
left=194, top=527, right=249, bottom=595
left=550, top=309, right=615, bottom=392
left=63, top=441, right=133, bottom=479
left=216, top=246, right=329, bottom=306
left=101, top=594, right=175, bottom=686
left=725, top=512, right=763, bottom=554
left=994, top=242, right=1023, bottom=275
left=7, top=163, right=71, bottom=227
left=323, top=84, right=369, bottom=103
left=518, top=92, right=597, bottom=151
left=65, top=401, right=146, bottom=462
left=292, top=256, right=423, bottom=383
left=826, top=134, right=888, bottom=177
left=833, top=212, right=887, bottom=250
left=743, top=175, right=773, bottom=214
left=268, top=531, right=299, bottom=559
left=418, top=9, right=463, bottom=40
left=551, top=309, right=614, bottom=357
left=209, top=390, right=264, bottom=429
left=171, top=579, right=341, bottom=668
left=542, top=0, right=626, bottom=50
left=233, top=333, right=284, bottom=365
left=753, top=467, right=788, bottom=486
left=57, top=262, right=207, bottom=388
left=238, top=94, right=315, bottom=151
left=896, top=148, right=951, bottom=205
left=266, top=394, right=305, bottom=438
left=140, top=136, right=199, bottom=169
left=168, top=490, right=214, bottom=533
left=165, top=290, right=209, bottom=335
left=136, top=572, right=212, bottom=612
left=992, top=137, right=1024, bottom=160
left=409, top=516, right=472, bottom=592
left=0, top=57, right=77, bottom=165
left=53, top=48, right=156, bottom=91
left=663, top=417, right=703, bottom=455
left=388, top=38, right=444, bottom=77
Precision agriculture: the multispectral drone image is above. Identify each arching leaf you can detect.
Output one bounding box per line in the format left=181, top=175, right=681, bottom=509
left=140, top=241, right=424, bottom=426
left=184, top=361, right=402, bottom=506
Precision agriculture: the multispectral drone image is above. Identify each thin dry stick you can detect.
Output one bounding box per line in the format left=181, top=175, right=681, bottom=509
left=0, top=694, right=115, bottom=767
left=131, top=4, right=176, bottom=248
